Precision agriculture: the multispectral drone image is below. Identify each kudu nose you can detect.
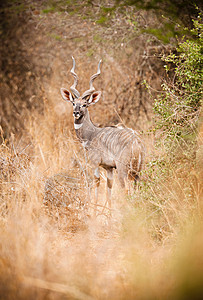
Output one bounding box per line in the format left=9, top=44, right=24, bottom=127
left=73, top=111, right=80, bottom=118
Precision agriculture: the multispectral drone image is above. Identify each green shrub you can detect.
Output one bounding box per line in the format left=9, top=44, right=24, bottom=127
left=154, top=13, right=202, bottom=150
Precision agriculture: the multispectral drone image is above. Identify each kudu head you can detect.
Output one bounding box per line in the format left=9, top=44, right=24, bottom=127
left=61, top=57, right=102, bottom=121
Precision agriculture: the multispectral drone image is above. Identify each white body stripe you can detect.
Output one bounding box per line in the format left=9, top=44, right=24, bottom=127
left=82, top=141, right=88, bottom=148
left=94, top=167, right=100, bottom=179
left=138, top=153, right=142, bottom=171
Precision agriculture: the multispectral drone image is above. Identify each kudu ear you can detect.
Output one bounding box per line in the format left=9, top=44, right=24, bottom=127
left=88, top=91, right=101, bottom=105
left=60, top=88, right=74, bottom=103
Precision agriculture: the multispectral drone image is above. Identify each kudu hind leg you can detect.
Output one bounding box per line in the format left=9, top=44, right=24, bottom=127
left=117, top=164, right=128, bottom=192
left=133, top=174, right=140, bottom=189
left=118, top=164, right=138, bottom=194
left=101, top=168, right=113, bottom=219
left=106, top=168, right=113, bottom=214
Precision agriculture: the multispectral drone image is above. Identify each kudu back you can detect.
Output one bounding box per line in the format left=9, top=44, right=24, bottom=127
left=60, top=57, right=145, bottom=214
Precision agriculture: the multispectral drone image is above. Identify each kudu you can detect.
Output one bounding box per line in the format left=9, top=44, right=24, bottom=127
left=60, top=57, right=145, bottom=214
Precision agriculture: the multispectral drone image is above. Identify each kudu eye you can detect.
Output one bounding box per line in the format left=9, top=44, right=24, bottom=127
left=82, top=104, right=87, bottom=108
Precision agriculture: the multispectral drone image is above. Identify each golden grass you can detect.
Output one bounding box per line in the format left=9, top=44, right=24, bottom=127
left=0, top=106, right=203, bottom=300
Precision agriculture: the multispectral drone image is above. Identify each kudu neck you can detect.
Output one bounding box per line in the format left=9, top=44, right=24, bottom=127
left=74, top=109, right=99, bottom=143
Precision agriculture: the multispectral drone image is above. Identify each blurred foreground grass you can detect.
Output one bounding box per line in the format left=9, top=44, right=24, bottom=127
left=0, top=106, right=202, bottom=300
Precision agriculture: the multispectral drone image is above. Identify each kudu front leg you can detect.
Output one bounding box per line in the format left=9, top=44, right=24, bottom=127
left=93, top=167, right=100, bottom=216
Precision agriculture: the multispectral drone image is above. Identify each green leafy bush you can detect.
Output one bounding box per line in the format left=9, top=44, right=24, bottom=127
left=154, top=14, right=202, bottom=149
left=135, top=14, right=202, bottom=228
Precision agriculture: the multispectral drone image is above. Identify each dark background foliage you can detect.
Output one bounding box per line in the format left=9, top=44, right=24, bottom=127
left=0, top=0, right=202, bottom=140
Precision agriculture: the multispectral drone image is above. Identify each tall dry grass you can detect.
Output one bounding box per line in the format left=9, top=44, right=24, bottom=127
left=0, top=103, right=203, bottom=300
